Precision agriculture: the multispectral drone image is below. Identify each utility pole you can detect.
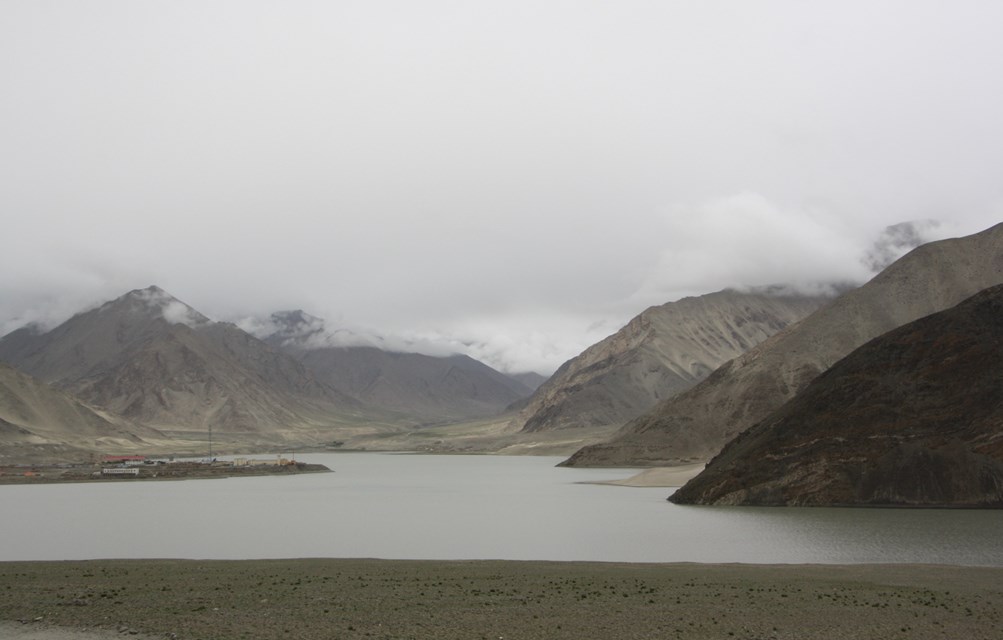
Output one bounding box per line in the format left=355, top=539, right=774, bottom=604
left=208, top=423, right=213, bottom=464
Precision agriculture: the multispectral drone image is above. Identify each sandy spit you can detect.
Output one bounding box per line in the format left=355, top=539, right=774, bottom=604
left=587, top=464, right=706, bottom=487
left=3, top=559, right=1001, bottom=640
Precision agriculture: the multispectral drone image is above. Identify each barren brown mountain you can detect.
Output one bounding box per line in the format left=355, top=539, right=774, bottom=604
left=563, top=222, right=1003, bottom=467
left=0, top=362, right=164, bottom=462
left=670, top=284, right=1003, bottom=507
left=297, top=347, right=534, bottom=421
left=0, top=287, right=370, bottom=441
left=264, top=311, right=535, bottom=421
left=510, top=289, right=828, bottom=434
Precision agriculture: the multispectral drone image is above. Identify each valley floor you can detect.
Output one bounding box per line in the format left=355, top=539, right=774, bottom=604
left=331, top=417, right=623, bottom=457
left=1, top=417, right=623, bottom=468
left=1, top=559, right=999, bottom=640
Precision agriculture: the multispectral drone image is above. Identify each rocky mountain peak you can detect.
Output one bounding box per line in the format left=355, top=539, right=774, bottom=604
left=106, top=285, right=210, bottom=328
left=513, top=288, right=831, bottom=434
left=862, top=220, right=942, bottom=273
left=264, top=310, right=327, bottom=347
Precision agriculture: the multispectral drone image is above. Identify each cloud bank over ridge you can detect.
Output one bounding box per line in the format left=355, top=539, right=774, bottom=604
left=1, top=1, right=1001, bottom=373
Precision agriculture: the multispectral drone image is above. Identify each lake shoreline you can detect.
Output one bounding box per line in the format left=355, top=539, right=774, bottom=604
left=582, top=463, right=706, bottom=487
left=4, top=453, right=1001, bottom=565
left=2, top=558, right=1000, bottom=639
left=0, top=461, right=331, bottom=485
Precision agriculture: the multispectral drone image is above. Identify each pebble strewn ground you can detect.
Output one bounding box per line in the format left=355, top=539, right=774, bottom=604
left=2, top=559, right=1001, bottom=639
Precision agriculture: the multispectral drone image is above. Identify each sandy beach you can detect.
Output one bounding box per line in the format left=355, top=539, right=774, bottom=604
left=2, top=559, right=1001, bottom=639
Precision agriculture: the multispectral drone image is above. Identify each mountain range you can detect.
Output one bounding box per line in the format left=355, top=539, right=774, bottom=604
left=2, top=221, right=999, bottom=483
left=563, top=221, right=1003, bottom=467
left=670, top=283, right=1003, bottom=507
left=0, top=288, right=388, bottom=448
left=0, top=288, right=541, bottom=457
left=509, top=289, right=829, bottom=434
left=261, top=310, right=537, bottom=421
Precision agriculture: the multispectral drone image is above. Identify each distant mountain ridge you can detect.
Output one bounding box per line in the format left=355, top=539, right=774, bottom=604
left=510, top=289, right=829, bottom=434
left=508, top=371, right=547, bottom=392
left=0, top=286, right=366, bottom=437
left=563, top=221, right=1003, bottom=467
left=0, top=289, right=543, bottom=458
left=0, top=286, right=209, bottom=384
left=670, top=283, right=1003, bottom=507
left=261, top=311, right=535, bottom=421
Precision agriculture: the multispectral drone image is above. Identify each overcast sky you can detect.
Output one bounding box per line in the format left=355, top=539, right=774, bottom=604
left=2, top=1, right=1001, bottom=374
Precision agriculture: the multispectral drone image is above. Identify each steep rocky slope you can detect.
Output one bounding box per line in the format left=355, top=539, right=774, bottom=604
left=564, top=222, right=1003, bottom=467
left=298, top=348, right=533, bottom=421
left=670, top=284, right=1003, bottom=507
left=262, top=311, right=535, bottom=421
left=0, top=361, right=163, bottom=461
left=0, top=286, right=211, bottom=384
left=0, top=287, right=368, bottom=437
left=512, top=289, right=828, bottom=433
left=507, top=371, right=547, bottom=392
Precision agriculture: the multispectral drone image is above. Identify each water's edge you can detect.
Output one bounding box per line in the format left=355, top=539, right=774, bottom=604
left=1, top=453, right=1000, bottom=566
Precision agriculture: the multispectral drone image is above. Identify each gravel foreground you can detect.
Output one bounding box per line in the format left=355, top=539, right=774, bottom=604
left=2, top=559, right=1001, bottom=640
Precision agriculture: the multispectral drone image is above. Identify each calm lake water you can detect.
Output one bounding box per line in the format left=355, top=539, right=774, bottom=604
left=1, top=453, right=1000, bottom=565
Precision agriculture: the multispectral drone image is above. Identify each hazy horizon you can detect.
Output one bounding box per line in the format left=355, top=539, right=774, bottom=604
left=3, top=1, right=1001, bottom=374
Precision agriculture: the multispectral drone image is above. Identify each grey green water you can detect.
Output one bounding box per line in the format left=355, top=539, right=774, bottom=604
left=1, top=453, right=1000, bottom=565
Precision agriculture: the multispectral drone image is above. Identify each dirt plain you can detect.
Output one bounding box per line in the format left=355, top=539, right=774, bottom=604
left=1, top=559, right=1001, bottom=640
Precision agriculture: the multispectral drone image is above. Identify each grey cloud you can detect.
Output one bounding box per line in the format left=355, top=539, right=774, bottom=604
left=237, top=311, right=385, bottom=352
left=861, top=220, right=945, bottom=274
left=1, top=2, right=1002, bottom=374
left=130, top=287, right=210, bottom=328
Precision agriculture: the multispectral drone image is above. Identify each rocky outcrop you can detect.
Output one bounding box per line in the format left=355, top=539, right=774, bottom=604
left=512, top=289, right=828, bottom=434
left=563, top=222, right=1003, bottom=467
left=669, top=284, right=1003, bottom=507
